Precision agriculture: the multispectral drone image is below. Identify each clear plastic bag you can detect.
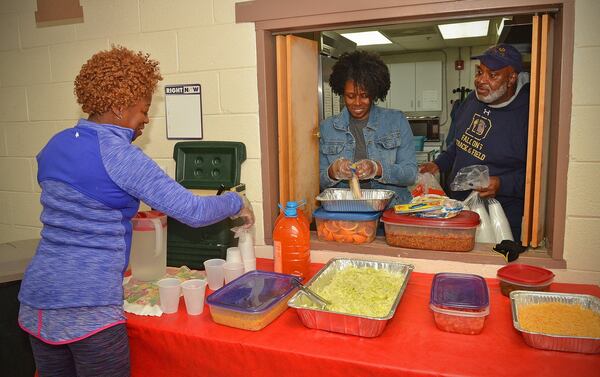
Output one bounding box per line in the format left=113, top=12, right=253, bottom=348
left=462, top=190, right=478, bottom=211
left=450, top=165, right=490, bottom=191
left=395, top=194, right=462, bottom=219
left=488, top=198, right=513, bottom=242
left=410, top=172, right=445, bottom=198
left=463, top=191, right=495, bottom=243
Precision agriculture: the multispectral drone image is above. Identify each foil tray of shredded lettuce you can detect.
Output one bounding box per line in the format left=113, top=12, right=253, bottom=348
left=312, top=266, right=404, bottom=317
left=289, top=258, right=413, bottom=320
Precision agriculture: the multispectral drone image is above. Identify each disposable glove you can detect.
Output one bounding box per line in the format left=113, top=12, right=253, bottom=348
left=354, top=159, right=379, bottom=180
left=230, top=193, right=255, bottom=229
left=328, top=158, right=353, bottom=180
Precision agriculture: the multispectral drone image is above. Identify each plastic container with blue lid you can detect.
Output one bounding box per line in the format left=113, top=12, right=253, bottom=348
left=429, top=272, right=490, bottom=335
left=206, top=270, right=298, bottom=331
left=313, top=207, right=380, bottom=244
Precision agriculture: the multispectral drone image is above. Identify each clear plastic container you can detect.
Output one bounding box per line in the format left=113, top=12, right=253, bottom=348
left=313, top=208, right=379, bottom=244
left=382, top=209, right=479, bottom=252
left=430, top=273, right=490, bottom=335
left=206, top=271, right=298, bottom=331
left=497, top=264, right=554, bottom=297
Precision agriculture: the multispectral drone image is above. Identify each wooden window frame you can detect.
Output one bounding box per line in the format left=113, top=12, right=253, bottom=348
left=236, top=0, right=574, bottom=268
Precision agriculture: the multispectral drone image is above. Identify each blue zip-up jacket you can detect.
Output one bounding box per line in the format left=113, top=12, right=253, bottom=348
left=319, top=105, right=417, bottom=206
left=18, top=119, right=243, bottom=309
left=435, top=81, right=530, bottom=240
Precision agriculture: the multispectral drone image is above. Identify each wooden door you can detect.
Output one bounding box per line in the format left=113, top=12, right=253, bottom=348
left=523, top=14, right=553, bottom=247
left=522, top=15, right=540, bottom=246
left=531, top=14, right=553, bottom=247
left=275, top=35, right=320, bottom=222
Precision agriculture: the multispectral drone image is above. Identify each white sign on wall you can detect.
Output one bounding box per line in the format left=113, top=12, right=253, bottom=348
left=165, top=84, right=203, bottom=139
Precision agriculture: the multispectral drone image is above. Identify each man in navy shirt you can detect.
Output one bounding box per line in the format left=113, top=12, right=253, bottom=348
left=420, top=44, right=530, bottom=242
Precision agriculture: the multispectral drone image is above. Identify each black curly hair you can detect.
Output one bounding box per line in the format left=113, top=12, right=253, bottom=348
left=328, top=50, right=390, bottom=102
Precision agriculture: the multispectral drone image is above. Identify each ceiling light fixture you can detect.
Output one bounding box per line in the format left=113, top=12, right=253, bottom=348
left=340, top=31, right=392, bottom=46
left=437, top=20, right=490, bottom=40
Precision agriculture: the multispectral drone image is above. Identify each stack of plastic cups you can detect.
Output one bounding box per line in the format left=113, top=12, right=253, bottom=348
left=224, top=246, right=245, bottom=283
left=238, top=228, right=256, bottom=272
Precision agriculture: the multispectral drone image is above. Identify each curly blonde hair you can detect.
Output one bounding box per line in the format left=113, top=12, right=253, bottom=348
left=74, top=46, right=162, bottom=115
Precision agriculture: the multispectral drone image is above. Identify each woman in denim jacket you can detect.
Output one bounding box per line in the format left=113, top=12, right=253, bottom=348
left=319, top=50, right=417, bottom=206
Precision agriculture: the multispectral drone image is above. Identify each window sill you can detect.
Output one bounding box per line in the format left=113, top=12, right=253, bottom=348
left=310, top=232, right=566, bottom=268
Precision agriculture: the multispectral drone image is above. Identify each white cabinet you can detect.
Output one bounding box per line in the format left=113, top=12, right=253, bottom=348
left=387, top=63, right=415, bottom=111
left=387, top=61, right=442, bottom=112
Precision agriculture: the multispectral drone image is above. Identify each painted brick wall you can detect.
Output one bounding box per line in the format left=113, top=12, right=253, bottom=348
left=564, top=0, right=600, bottom=271
left=0, top=0, right=264, bottom=244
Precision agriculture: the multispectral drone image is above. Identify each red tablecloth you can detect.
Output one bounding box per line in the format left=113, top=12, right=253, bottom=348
left=126, top=259, right=600, bottom=377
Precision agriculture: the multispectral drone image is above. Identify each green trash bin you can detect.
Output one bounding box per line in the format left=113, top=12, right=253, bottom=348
left=167, top=141, right=247, bottom=270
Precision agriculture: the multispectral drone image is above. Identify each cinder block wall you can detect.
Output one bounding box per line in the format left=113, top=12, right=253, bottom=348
left=565, top=0, right=600, bottom=271
left=0, top=0, right=264, bottom=244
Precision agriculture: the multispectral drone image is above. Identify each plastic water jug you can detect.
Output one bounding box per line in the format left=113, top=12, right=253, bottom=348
left=273, top=201, right=311, bottom=281
left=130, top=210, right=167, bottom=281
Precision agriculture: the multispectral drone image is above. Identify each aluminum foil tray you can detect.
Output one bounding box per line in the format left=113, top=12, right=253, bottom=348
left=316, top=188, right=395, bottom=212
left=288, top=258, right=413, bottom=337
left=510, top=291, right=600, bottom=354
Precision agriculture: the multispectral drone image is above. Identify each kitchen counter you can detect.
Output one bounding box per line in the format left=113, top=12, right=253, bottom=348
left=0, top=239, right=38, bottom=283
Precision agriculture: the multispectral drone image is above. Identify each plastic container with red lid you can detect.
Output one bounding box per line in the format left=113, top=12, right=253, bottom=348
left=429, top=272, right=490, bottom=335
left=496, top=264, right=554, bottom=297
left=381, top=209, right=480, bottom=252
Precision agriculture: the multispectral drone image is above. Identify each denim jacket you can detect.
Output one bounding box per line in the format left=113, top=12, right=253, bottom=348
left=319, top=105, right=417, bottom=206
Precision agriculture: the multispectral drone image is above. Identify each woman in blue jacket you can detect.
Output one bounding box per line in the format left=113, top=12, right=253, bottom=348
left=319, top=50, right=417, bottom=206
left=18, top=46, right=253, bottom=377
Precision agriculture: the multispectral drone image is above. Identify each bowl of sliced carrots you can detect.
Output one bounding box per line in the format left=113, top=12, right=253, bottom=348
left=313, top=207, right=379, bottom=244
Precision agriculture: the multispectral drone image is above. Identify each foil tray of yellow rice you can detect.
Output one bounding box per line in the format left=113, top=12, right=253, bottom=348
left=510, top=291, right=600, bottom=354
left=287, top=257, right=413, bottom=337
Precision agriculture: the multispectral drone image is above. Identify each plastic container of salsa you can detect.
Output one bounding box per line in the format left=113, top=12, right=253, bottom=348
left=496, top=264, right=554, bottom=297
left=382, top=209, right=479, bottom=252
left=430, top=273, right=490, bottom=335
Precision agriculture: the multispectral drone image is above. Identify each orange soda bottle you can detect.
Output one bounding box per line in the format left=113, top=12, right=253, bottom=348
left=273, top=201, right=311, bottom=281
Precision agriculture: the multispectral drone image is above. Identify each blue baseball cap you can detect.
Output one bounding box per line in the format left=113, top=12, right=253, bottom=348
left=471, top=44, right=523, bottom=72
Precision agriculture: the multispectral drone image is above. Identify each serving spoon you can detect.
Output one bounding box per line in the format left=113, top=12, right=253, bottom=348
left=292, top=278, right=331, bottom=309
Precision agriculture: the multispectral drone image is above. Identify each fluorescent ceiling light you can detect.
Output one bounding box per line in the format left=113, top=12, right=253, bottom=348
left=438, top=20, right=490, bottom=40
left=340, top=31, right=392, bottom=46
